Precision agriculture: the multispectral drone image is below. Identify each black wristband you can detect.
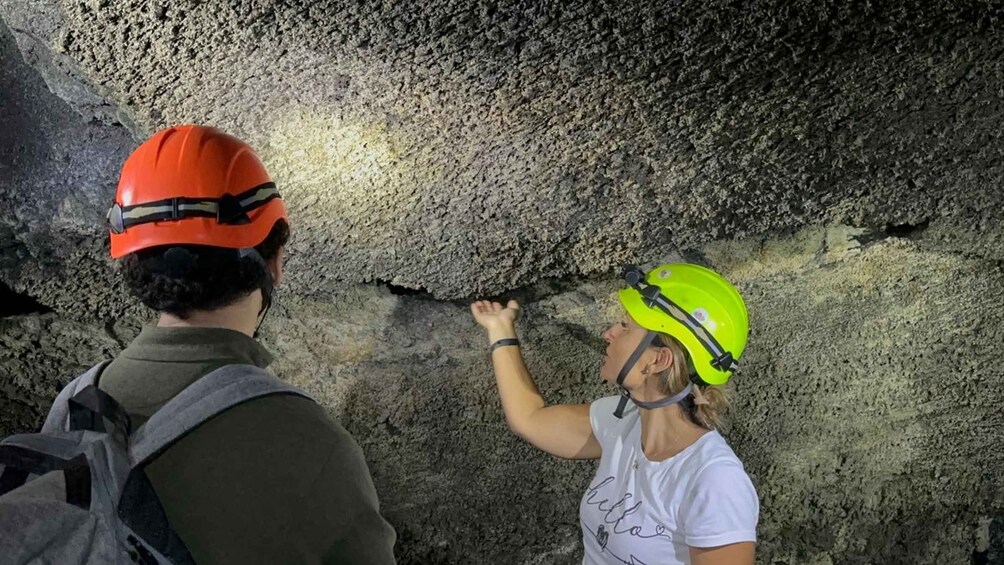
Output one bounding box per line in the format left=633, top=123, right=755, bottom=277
left=490, top=338, right=520, bottom=353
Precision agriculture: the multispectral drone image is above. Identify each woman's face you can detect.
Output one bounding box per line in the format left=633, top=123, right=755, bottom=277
left=599, top=315, right=651, bottom=385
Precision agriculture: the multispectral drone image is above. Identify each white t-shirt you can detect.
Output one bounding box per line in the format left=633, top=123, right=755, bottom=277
left=580, top=396, right=759, bottom=565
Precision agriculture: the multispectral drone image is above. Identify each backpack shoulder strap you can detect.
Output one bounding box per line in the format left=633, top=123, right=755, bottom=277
left=41, top=361, right=111, bottom=433
left=128, top=365, right=312, bottom=467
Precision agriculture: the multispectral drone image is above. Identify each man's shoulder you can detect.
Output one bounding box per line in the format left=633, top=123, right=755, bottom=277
left=149, top=386, right=358, bottom=466
left=216, top=391, right=351, bottom=441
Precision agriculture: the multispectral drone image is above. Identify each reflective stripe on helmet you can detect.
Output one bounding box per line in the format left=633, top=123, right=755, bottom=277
left=108, top=182, right=280, bottom=234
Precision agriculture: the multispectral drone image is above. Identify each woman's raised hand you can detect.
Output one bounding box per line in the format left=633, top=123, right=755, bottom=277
left=470, top=299, right=521, bottom=331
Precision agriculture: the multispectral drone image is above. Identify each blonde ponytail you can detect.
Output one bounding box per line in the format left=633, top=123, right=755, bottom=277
left=655, top=333, right=732, bottom=430
left=691, top=381, right=731, bottom=430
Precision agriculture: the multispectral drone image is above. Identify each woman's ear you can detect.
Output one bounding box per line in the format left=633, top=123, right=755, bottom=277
left=651, top=346, right=675, bottom=374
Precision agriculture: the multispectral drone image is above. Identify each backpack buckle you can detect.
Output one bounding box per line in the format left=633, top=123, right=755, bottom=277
left=68, top=386, right=132, bottom=442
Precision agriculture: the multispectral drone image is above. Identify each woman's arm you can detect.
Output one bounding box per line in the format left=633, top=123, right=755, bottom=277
left=690, top=542, right=755, bottom=565
left=472, top=300, right=601, bottom=460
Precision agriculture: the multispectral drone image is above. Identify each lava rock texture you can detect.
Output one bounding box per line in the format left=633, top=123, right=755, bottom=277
left=2, top=1, right=1004, bottom=563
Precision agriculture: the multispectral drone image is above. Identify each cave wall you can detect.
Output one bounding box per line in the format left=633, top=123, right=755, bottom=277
left=3, top=1, right=1004, bottom=563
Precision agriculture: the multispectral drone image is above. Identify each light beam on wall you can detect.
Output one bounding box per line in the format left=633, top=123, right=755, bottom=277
left=264, top=109, right=402, bottom=214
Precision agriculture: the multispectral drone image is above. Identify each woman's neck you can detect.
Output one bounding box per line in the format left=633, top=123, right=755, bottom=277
left=638, top=403, right=709, bottom=462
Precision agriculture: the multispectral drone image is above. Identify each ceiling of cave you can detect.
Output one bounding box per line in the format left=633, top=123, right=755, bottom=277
left=1, top=0, right=1002, bottom=303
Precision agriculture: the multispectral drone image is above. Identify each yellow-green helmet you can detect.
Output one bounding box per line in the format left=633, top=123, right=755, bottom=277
left=618, top=263, right=749, bottom=385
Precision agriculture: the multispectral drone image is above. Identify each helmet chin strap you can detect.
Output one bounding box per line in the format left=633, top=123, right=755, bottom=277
left=253, top=289, right=272, bottom=339
left=612, top=330, right=694, bottom=419
left=238, top=248, right=274, bottom=339
left=624, top=382, right=693, bottom=411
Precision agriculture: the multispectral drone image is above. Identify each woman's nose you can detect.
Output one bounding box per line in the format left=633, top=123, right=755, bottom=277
left=602, top=327, right=615, bottom=343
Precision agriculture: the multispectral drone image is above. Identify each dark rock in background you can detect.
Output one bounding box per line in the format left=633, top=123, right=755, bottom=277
left=3, top=1, right=1004, bottom=563
left=0, top=12, right=135, bottom=320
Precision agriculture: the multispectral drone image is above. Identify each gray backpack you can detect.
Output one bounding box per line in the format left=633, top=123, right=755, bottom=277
left=0, top=363, right=310, bottom=564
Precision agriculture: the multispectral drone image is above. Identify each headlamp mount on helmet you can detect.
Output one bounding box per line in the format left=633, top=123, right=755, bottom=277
left=107, top=203, right=126, bottom=235
left=217, top=193, right=253, bottom=225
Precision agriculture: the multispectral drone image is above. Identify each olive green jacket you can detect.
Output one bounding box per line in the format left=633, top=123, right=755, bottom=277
left=96, top=325, right=396, bottom=564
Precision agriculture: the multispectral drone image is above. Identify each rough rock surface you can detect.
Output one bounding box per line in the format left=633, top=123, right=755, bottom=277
left=4, top=219, right=1003, bottom=564
left=4, top=1, right=1004, bottom=564
left=0, top=12, right=135, bottom=320
left=4, top=0, right=1004, bottom=301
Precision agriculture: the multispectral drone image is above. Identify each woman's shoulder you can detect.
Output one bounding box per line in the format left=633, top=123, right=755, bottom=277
left=677, top=433, right=760, bottom=541
left=683, top=431, right=749, bottom=477
left=588, top=395, right=638, bottom=444
left=590, top=395, right=628, bottom=416
left=589, top=395, right=639, bottom=425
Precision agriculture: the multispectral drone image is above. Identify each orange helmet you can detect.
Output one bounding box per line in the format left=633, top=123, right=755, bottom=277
left=107, top=125, right=287, bottom=258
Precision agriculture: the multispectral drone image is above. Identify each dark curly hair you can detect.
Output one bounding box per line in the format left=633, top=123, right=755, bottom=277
left=120, top=220, right=290, bottom=318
